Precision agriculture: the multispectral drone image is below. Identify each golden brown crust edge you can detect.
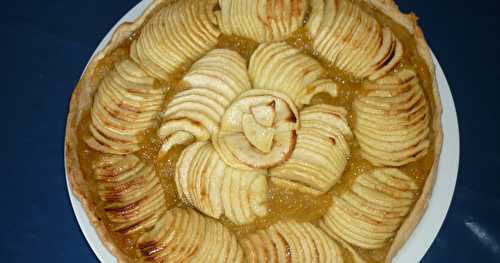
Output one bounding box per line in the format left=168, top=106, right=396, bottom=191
left=64, top=0, right=443, bottom=262
left=64, top=1, right=174, bottom=262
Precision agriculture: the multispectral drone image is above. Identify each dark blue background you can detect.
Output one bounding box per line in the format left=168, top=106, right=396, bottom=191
left=2, top=0, right=500, bottom=262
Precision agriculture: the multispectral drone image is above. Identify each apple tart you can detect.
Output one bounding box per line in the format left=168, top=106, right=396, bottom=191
left=66, top=0, right=443, bottom=262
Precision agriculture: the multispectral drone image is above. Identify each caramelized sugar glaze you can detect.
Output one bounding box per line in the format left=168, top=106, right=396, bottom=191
left=75, top=0, right=436, bottom=261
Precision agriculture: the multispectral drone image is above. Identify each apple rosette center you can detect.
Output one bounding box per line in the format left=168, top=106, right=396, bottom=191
left=214, top=89, right=300, bottom=170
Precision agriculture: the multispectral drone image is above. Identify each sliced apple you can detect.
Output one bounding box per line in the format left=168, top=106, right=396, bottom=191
left=174, top=142, right=269, bottom=225
left=298, top=79, right=339, bottom=106
left=248, top=42, right=329, bottom=107
left=92, top=154, right=167, bottom=235
left=216, top=89, right=299, bottom=169
left=319, top=168, right=418, bottom=249
left=131, top=0, right=220, bottom=78
left=217, top=0, right=307, bottom=42
left=353, top=70, right=430, bottom=166
left=270, top=104, right=352, bottom=195
left=158, top=48, right=251, bottom=157
left=137, top=208, right=244, bottom=262
left=307, top=0, right=402, bottom=80
left=240, top=220, right=343, bottom=263
left=86, top=59, right=164, bottom=155
left=158, top=131, right=194, bottom=158
left=221, top=167, right=268, bottom=225
left=250, top=105, right=275, bottom=127
left=242, top=114, right=275, bottom=153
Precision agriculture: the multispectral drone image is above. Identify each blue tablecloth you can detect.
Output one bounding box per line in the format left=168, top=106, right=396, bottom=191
left=2, top=0, right=500, bottom=262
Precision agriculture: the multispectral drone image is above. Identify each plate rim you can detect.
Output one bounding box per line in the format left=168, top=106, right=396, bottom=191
left=65, top=1, right=460, bottom=262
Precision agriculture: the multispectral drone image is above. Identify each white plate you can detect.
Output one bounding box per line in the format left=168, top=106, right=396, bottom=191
left=65, top=1, right=460, bottom=262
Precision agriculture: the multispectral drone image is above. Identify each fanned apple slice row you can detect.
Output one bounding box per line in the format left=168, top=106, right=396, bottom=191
left=130, top=0, right=220, bottom=79
left=240, top=220, right=344, bottom=263
left=216, top=0, right=307, bottom=42
left=175, top=141, right=269, bottom=225
left=307, top=0, right=403, bottom=80
left=92, top=154, right=167, bottom=235
left=319, top=168, right=418, bottom=249
left=270, top=104, right=352, bottom=195
left=158, top=49, right=251, bottom=156
left=353, top=69, right=431, bottom=166
left=249, top=42, right=339, bottom=108
left=138, top=208, right=244, bottom=262
left=85, top=59, right=164, bottom=155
